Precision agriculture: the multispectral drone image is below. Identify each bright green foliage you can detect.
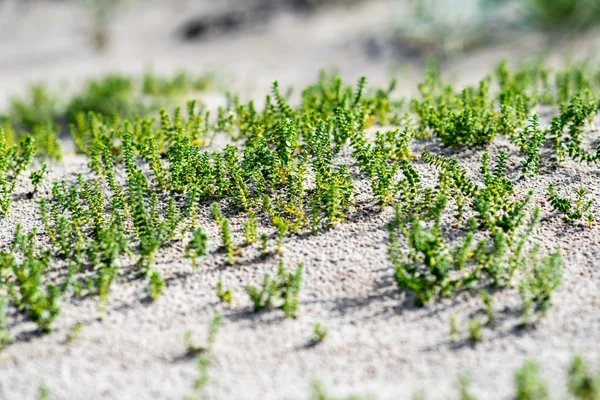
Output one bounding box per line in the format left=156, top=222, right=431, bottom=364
left=219, top=218, right=236, bottom=264
left=186, top=228, right=209, bottom=271
left=519, top=114, right=545, bottom=178
left=29, top=163, right=48, bottom=196
left=245, top=261, right=303, bottom=318
left=548, top=183, right=595, bottom=224
left=0, top=130, right=36, bottom=216
left=514, top=361, right=549, bottom=400
left=3, top=230, right=61, bottom=332
left=148, top=271, right=165, bottom=301
left=216, top=281, right=233, bottom=308
left=260, top=233, right=269, bottom=256
left=412, top=72, right=500, bottom=146
left=273, top=216, right=290, bottom=254
left=244, top=211, right=258, bottom=245
left=0, top=62, right=597, bottom=345
left=246, top=273, right=277, bottom=312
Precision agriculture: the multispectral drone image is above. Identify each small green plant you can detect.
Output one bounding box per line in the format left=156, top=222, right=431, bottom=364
left=29, top=163, right=47, bottom=197
left=186, top=228, right=209, bottom=271
left=38, top=384, right=50, bottom=400
left=519, top=249, right=563, bottom=326
left=312, top=322, right=328, bottom=344
left=458, top=374, right=477, bottom=400
left=468, top=318, right=483, bottom=344
left=272, top=216, right=289, bottom=254
left=148, top=271, right=165, bottom=301
left=479, top=290, right=495, bottom=326
left=450, top=315, right=460, bottom=342
left=220, top=218, right=236, bottom=264
left=547, top=183, right=595, bottom=224
left=185, top=315, right=222, bottom=400
left=568, top=355, right=600, bottom=400
left=184, top=314, right=222, bottom=356
left=260, top=233, right=269, bottom=256
left=216, top=281, right=233, bottom=308
left=514, top=360, right=549, bottom=400
left=66, top=322, right=83, bottom=343
left=244, top=211, right=258, bottom=245
left=245, top=261, right=303, bottom=317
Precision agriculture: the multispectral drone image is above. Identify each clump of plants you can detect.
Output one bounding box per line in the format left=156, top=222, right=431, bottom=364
left=245, top=261, right=304, bottom=318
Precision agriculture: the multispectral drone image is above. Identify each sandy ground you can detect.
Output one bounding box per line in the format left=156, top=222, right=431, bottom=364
left=1, top=1, right=600, bottom=399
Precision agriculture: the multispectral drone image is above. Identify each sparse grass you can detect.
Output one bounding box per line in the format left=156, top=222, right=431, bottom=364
left=246, top=261, right=303, bottom=318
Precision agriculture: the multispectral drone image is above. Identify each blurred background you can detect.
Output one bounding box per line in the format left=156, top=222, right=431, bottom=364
left=1, top=0, right=600, bottom=106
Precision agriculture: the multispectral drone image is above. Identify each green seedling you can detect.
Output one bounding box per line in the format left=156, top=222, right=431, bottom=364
left=148, top=271, right=165, bottom=301
left=244, top=211, right=258, bottom=245
left=515, top=360, right=549, bottom=400
left=216, top=281, right=233, bottom=308
left=468, top=319, right=483, bottom=344
left=66, top=322, right=83, bottom=343
left=312, top=322, right=328, bottom=344
left=184, top=314, right=222, bottom=356
left=186, top=228, right=209, bottom=271
left=245, top=261, right=303, bottom=318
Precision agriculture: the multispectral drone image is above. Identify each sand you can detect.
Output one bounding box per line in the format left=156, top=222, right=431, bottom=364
left=1, top=1, right=600, bottom=399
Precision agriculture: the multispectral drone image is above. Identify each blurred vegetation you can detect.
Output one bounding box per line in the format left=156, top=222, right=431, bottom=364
left=522, top=0, right=600, bottom=32
left=393, top=0, right=600, bottom=56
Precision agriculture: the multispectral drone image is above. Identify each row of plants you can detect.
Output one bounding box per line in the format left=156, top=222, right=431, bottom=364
left=0, top=61, right=596, bottom=344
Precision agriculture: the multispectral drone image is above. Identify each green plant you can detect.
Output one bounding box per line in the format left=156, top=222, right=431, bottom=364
left=184, top=314, right=222, bottom=356
left=522, top=0, right=600, bottom=32
left=468, top=318, right=483, bottom=344
left=244, top=211, right=258, bottom=245
left=458, top=374, right=477, bottom=400
left=260, top=233, right=269, bottom=256
left=450, top=315, right=459, bottom=342
left=29, top=163, right=48, bottom=197
left=245, top=261, right=303, bottom=317
left=479, top=290, right=495, bottom=326
left=216, top=281, right=233, bottom=308
left=185, top=315, right=222, bottom=400
left=568, top=355, right=600, bottom=400
left=519, top=249, right=563, bottom=325
left=38, top=385, right=50, bottom=400
left=273, top=216, right=289, bottom=254
left=186, top=228, right=209, bottom=271
left=148, top=271, right=165, bottom=301
left=312, top=322, right=328, bottom=344
left=220, top=218, right=236, bottom=264
left=547, top=183, right=595, bottom=224
left=66, top=322, right=83, bottom=343
left=514, top=360, right=549, bottom=400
